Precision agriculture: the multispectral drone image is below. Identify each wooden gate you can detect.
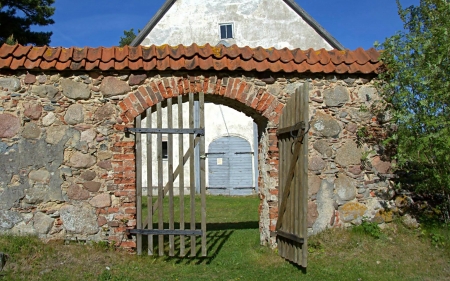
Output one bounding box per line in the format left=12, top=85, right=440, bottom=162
left=275, top=83, right=309, bottom=267
left=127, top=92, right=207, bottom=257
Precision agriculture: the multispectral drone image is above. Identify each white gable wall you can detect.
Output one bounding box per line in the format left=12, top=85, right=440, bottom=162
left=141, top=0, right=333, bottom=50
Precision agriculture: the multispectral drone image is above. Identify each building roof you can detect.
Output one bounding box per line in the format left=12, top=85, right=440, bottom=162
left=0, top=43, right=381, bottom=74
left=130, top=0, right=345, bottom=50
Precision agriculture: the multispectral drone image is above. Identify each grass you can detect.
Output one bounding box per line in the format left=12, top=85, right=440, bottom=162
left=0, top=195, right=449, bottom=280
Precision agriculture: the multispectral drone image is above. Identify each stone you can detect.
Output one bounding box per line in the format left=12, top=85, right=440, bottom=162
left=309, top=156, right=326, bottom=171
left=98, top=160, right=112, bottom=170
left=348, top=165, right=362, bottom=175
left=402, top=214, right=420, bottom=229
left=284, top=82, right=303, bottom=95
left=338, top=202, right=368, bottom=222
left=42, top=112, right=56, bottom=126
left=312, top=112, right=341, bottom=138
left=312, top=179, right=335, bottom=233
left=64, top=104, right=84, bottom=125
left=80, top=170, right=96, bottom=181
left=22, top=122, right=41, bottom=139
left=97, top=151, right=112, bottom=160
left=83, top=181, right=101, bottom=192
left=0, top=113, right=20, bottom=138
left=94, top=103, right=116, bottom=121
left=335, top=141, right=361, bottom=167
left=61, top=79, right=91, bottom=100
left=68, top=152, right=96, bottom=168
left=372, top=156, right=391, bottom=174
left=0, top=77, right=21, bottom=92
left=313, top=140, right=332, bottom=157
left=59, top=203, right=99, bottom=234
left=89, top=194, right=111, bottom=208
left=335, top=173, right=356, bottom=202
left=24, top=73, right=36, bottom=84
left=67, top=184, right=90, bottom=200
left=31, top=85, right=59, bottom=99
left=267, top=84, right=281, bottom=96
left=46, top=125, right=68, bottom=144
left=359, top=86, right=378, bottom=103
left=323, top=86, right=349, bottom=107
left=308, top=174, right=321, bottom=196
left=129, top=74, right=147, bottom=86
left=37, top=75, right=47, bottom=84
left=374, top=210, right=394, bottom=223
left=307, top=201, right=319, bottom=228
left=80, top=129, right=96, bottom=144
left=346, top=123, right=358, bottom=133
left=395, top=195, right=411, bottom=208
left=29, top=169, right=50, bottom=183
left=33, top=212, right=54, bottom=234
left=100, top=77, right=131, bottom=97
left=97, top=216, right=107, bottom=226
left=23, top=103, right=43, bottom=120
left=0, top=210, right=23, bottom=230
left=349, top=108, right=372, bottom=121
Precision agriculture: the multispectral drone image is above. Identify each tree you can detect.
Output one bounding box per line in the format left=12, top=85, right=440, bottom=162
left=379, top=0, right=450, bottom=195
left=119, top=28, right=138, bottom=47
left=0, top=0, right=55, bottom=46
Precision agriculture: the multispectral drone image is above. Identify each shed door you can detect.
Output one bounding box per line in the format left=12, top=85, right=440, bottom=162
left=208, top=136, right=253, bottom=195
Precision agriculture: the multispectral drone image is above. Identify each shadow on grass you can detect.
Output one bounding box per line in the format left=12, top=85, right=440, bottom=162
left=134, top=221, right=258, bottom=265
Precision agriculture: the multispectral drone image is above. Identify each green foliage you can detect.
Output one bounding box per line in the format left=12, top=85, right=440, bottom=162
left=0, top=0, right=55, bottom=45
left=379, top=0, right=450, bottom=194
left=352, top=220, right=383, bottom=239
left=119, top=28, right=138, bottom=47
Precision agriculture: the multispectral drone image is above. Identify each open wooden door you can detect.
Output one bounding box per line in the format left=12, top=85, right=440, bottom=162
left=275, top=83, right=309, bottom=267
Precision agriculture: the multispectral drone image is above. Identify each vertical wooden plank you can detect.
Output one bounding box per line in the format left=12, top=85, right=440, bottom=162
left=167, top=98, right=175, bottom=257
left=146, top=108, right=153, bottom=256
left=189, top=93, right=196, bottom=257
left=293, top=87, right=300, bottom=264
left=278, top=100, right=287, bottom=259
left=157, top=102, right=164, bottom=256
left=301, top=82, right=309, bottom=267
left=288, top=92, right=296, bottom=263
left=135, top=114, right=143, bottom=256
left=199, top=91, right=207, bottom=257
left=178, top=95, right=185, bottom=257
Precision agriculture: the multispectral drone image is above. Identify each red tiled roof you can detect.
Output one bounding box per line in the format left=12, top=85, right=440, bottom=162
left=0, top=43, right=382, bottom=74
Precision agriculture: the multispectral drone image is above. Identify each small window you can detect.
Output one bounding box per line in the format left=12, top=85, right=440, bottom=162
left=162, top=141, right=168, bottom=159
left=219, top=23, right=233, bottom=39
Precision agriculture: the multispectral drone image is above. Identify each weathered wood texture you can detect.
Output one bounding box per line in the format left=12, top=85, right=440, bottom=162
left=276, top=83, right=309, bottom=268
left=134, top=93, right=206, bottom=257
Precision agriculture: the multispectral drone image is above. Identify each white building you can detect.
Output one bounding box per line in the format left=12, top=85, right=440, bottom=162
left=132, top=0, right=344, bottom=195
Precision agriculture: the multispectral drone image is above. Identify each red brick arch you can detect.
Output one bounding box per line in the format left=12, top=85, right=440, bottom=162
left=117, top=75, right=284, bottom=126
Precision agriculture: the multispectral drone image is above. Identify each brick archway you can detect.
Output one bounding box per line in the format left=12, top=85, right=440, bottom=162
left=116, top=74, right=285, bottom=245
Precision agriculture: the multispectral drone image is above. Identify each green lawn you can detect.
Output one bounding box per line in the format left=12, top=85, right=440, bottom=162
left=1, top=195, right=449, bottom=280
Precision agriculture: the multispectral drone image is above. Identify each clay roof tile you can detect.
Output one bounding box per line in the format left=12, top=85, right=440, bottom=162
left=128, top=46, right=143, bottom=61
left=12, top=45, right=32, bottom=58
left=279, top=48, right=295, bottom=63
left=0, top=56, right=12, bottom=68
left=101, top=47, right=115, bottom=62
left=42, top=47, right=61, bottom=62
left=28, top=46, right=47, bottom=61
left=24, top=58, right=42, bottom=69
left=115, top=46, right=129, bottom=61
left=87, top=47, right=102, bottom=61
left=0, top=44, right=18, bottom=58
left=9, top=57, right=25, bottom=70
left=59, top=48, right=74, bottom=62
left=72, top=47, right=87, bottom=62
left=253, top=47, right=270, bottom=61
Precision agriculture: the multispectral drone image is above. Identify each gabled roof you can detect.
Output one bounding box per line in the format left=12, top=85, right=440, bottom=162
left=0, top=43, right=381, bottom=74
left=130, top=0, right=345, bottom=50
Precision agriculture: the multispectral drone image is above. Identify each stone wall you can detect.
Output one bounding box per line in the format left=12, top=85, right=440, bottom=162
left=0, top=70, right=393, bottom=248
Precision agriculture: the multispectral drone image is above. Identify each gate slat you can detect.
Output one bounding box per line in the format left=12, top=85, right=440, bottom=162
left=189, top=93, right=196, bottom=257
left=167, top=98, right=175, bottom=256
left=178, top=95, right=185, bottom=256
left=157, top=102, right=164, bottom=256
left=146, top=109, right=153, bottom=255
left=136, top=115, right=143, bottom=255
left=300, top=83, right=309, bottom=267
left=199, top=92, right=207, bottom=257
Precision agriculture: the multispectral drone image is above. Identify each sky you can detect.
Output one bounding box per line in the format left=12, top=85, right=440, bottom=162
left=33, top=0, right=420, bottom=50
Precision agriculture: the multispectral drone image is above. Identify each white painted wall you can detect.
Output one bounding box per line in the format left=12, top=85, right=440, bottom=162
left=141, top=0, right=333, bottom=50
left=141, top=103, right=255, bottom=195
